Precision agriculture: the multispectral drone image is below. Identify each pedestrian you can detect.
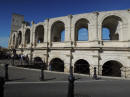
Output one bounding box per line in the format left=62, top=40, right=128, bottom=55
left=93, top=67, right=98, bottom=80
left=20, top=54, right=24, bottom=65
left=26, top=55, right=29, bottom=65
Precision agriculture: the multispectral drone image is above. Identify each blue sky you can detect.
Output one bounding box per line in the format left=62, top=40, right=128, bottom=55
left=0, top=0, right=130, bottom=48
left=78, top=28, right=88, bottom=41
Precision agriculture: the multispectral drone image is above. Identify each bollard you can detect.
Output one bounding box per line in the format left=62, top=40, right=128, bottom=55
left=93, top=67, right=97, bottom=80
left=67, top=74, right=75, bottom=97
left=67, top=66, right=75, bottom=97
left=40, top=63, right=44, bottom=81
left=0, top=77, right=5, bottom=97
left=5, top=64, right=9, bottom=81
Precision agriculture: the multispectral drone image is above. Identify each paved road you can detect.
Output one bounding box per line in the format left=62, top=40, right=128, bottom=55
left=1, top=61, right=130, bottom=97
left=4, top=80, right=130, bottom=97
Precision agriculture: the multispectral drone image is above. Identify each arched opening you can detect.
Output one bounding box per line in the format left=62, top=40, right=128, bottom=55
left=25, top=29, right=30, bottom=44
left=35, top=25, right=44, bottom=43
left=18, top=31, right=22, bottom=45
left=102, top=60, right=123, bottom=77
left=74, top=59, right=90, bottom=74
left=51, top=21, right=65, bottom=42
left=102, top=15, right=122, bottom=40
left=75, top=18, right=89, bottom=41
left=33, top=57, right=46, bottom=69
left=49, top=58, right=64, bottom=72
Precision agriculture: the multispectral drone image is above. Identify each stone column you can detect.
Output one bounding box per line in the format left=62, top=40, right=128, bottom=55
left=89, top=12, right=99, bottom=41
left=30, top=21, right=35, bottom=46
left=64, top=64, right=70, bottom=73
left=66, top=15, right=73, bottom=42
left=22, top=25, right=25, bottom=48
left=44, top=18, right=49, bottom=68
left=44, top=19, right=49, bottom=43
left=31, top=22, right=37, bottom=47
left=89, top=65, right=94, bottom=77
left=118, top=21, right=123, bottom=41
left=96, top=12, right=99, bottom=41
left=65, top=51, right=74, bottom=73
left=98, top=25, right=102, bottom=41
left=121, top=66, right=130, bottom=78
left=98, top=65, right=103, bottom=76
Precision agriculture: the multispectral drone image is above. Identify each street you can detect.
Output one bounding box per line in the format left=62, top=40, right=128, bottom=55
left=0, top=63, right=130, bottom=97
left=4, top=80, right=130, bottom=97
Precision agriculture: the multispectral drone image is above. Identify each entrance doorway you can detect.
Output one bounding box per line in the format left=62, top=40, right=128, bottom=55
left=49, top=58, right=64, bottom=72
left=74, top=59, right=90, bottom=74
left=102, top=60, right=122, bottom=77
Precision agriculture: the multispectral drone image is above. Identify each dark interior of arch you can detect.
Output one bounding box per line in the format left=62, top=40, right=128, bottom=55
left=33, top=57, right=47, bottom=70
left=49, top=58, right=64, bottom=72
left=75, top=18, right=89, bottom=41
left=102, top=60, right=122, bottom=77
left=25, top=29, right=30, bottom=44
left=102, top=15, right=122, bottom=40
left=74, top=59, right=90, bottom=74
left=35, top=25, right=44, bottom=43
left=51, top=21, right=65, bottom=42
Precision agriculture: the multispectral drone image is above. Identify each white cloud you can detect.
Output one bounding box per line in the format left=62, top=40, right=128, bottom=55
left=0, top=37, right=9, bottom=48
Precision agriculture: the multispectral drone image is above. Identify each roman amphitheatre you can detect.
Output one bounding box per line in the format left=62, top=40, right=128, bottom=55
left=8, top=10, right=130, bottom=78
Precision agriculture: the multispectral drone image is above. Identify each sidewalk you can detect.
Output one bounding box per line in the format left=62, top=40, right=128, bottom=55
left=0, top=64, right=92, bottom=82
left=1, top=63, right=129, bottom=84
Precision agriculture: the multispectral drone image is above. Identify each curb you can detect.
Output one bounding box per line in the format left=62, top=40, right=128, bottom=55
left=5, top=80, right=105, bottom=85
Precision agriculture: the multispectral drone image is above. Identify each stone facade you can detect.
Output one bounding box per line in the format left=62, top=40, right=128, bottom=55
left=8, top=10, right=130, bottom=78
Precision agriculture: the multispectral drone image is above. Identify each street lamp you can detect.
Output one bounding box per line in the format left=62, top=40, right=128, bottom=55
left=67, top=47, right=75, bottom=97
left=43, top=42, right=49, bottom=70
